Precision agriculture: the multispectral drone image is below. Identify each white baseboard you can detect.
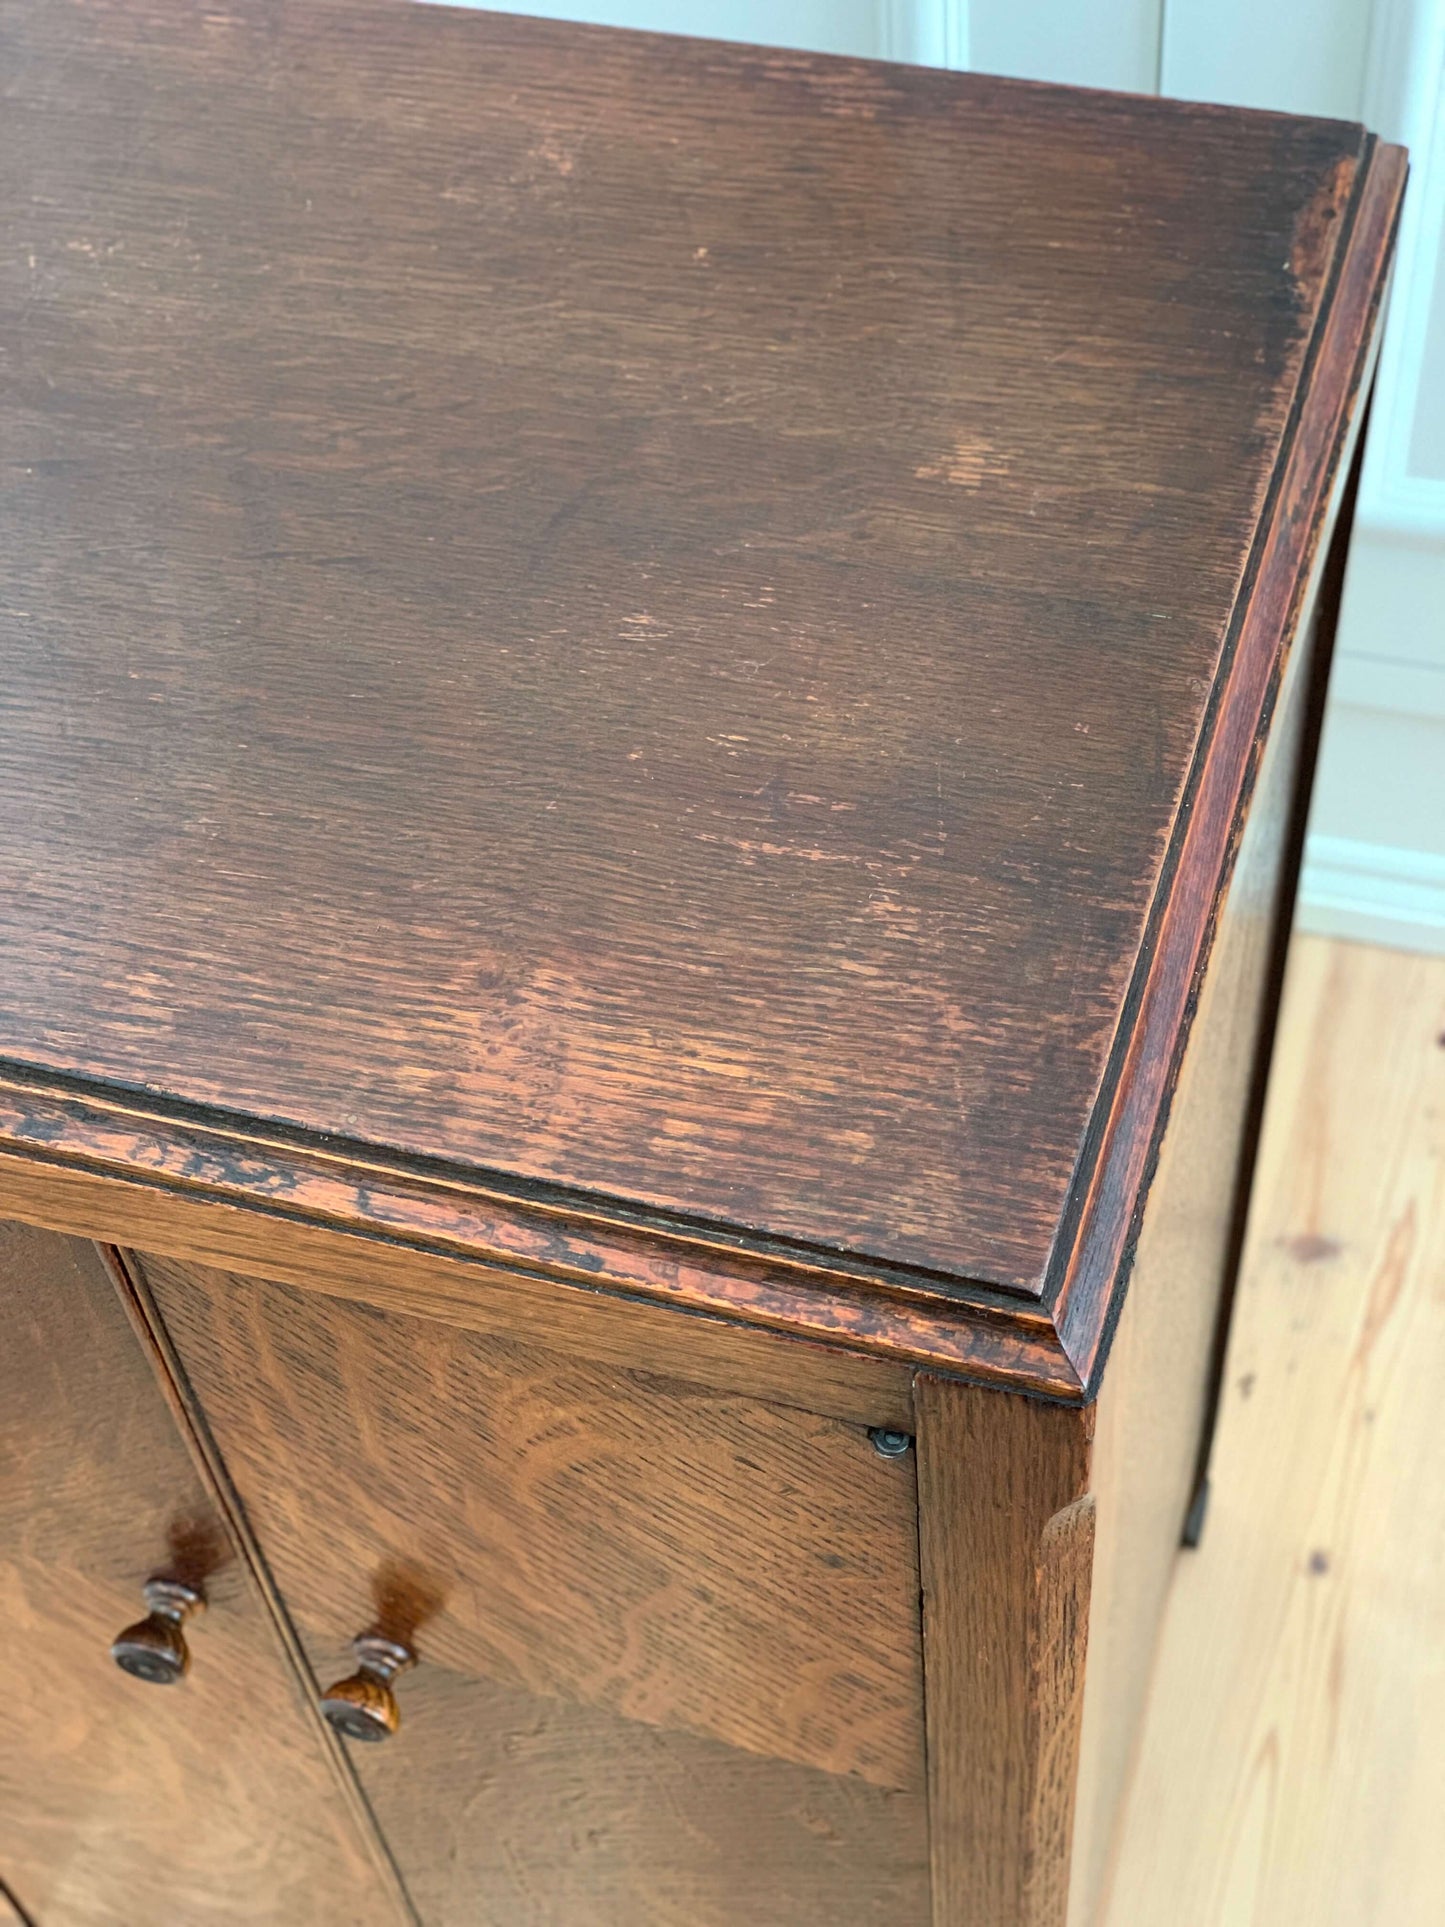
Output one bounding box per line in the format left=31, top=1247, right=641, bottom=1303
left=1297, top=834, right=1445, bottom=954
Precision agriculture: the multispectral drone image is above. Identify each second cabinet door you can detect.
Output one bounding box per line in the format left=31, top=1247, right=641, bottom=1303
left=0, top=1221, right=400, bottom=1926
left=137, top=1250, right=931, bottom=1927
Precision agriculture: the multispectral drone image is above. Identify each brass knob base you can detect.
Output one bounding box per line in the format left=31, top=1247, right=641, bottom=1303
left=111, top=1578, right=205, bottom=1685
left=319, top=1633, right=415, bottom=1742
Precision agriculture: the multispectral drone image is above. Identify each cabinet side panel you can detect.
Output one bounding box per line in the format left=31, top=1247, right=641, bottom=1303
left=1068, top=502, right=1338, bottom=1921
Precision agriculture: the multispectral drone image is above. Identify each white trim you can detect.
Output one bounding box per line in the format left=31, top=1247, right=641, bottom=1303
left=1298, top=834, right=1445, bottom=953
left=882, top=0, right=969, bottom=67
left=1356, top=0, right=1445, bottom=540
left=1361, top=0, right=1427, bottom=134
left=1330, top=651, right=1445, bottom=717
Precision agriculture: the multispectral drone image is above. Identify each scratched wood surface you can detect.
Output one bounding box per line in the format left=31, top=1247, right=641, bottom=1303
left=0, top=1221, right=397, bottom=1926
left=0, top=0, right=1381, bottom=1297
left=138, top=1250, right=926, bottom=1790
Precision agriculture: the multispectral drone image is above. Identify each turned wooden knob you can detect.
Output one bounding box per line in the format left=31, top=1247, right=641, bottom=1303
left=111, top=1577, right=206, bottom=1685
left=319, top=1632, right=416, bottom=1742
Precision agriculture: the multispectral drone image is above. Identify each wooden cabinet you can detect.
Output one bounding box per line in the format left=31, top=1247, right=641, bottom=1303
left=0, top=1224, right=396, bottom=1925
left=0, top=2, right=1402, bottom=1922
left=134, top=1253, right=930, bottom=1925
left=136, top=1254, right=925, bottom=1790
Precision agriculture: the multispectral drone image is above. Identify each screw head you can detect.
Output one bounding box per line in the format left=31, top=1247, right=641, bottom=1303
left=869, top=1427, right=913, bottom=1458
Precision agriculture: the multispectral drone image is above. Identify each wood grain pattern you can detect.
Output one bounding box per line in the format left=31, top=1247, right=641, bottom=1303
left=0, top=1083, right=1071, bottom=1417
left=0, top=1882, right=34, bottom=1927
left=0, top=18, right=1410, bottom=1921
left=328, top=1653, right=929, bottom=1927
left=1068, top=458, right=1343, bottom=1924
left=99, top=1243, right=419, bottom=1924
left=1051, top=139, right=1406, bottom=1379
left=0, top=0, right=1392, bottom=1331
left=0, top=1219, right=400, bottom=1926
left=915, top=1377, right=1095, bottom=1926
left=137, top=1250, right=926, bottom=1791
left=1101, top=939, right=1445, bottom=1926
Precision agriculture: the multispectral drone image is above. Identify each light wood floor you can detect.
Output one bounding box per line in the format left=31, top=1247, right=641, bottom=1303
left=1096, top=934, right=1445, bottom=1925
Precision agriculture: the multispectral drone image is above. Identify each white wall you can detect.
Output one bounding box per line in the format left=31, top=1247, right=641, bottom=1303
left=1297, top=0, right=1445, bottom=952
left=425, top=0, right=887, bottom=56
left=968, top=0, right=1158, bottom=92
left=1160, top=0, right=1375, bottom=118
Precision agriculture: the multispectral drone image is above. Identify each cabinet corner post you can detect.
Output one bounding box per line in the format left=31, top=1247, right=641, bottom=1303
left=915, top=1376, right=1096, bottom=1927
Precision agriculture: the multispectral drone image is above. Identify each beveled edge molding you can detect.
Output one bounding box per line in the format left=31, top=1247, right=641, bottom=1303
left=0, top=146, right=1403, bottom=1415
left=1048, top=132, right=1409, bottom=1393
left=0, top=1070, right=1081, bottom=1403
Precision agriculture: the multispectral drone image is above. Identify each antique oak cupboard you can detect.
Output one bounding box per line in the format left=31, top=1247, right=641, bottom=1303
left=0, top=2, right=1402, bottom=1922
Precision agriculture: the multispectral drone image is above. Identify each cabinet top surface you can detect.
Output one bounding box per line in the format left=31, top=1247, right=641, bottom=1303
left=0, top=0, right=1390, bottom=1301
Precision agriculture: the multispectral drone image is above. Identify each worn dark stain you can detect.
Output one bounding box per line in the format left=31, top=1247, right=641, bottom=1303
left=0, top=0, right=1383, bottom=1297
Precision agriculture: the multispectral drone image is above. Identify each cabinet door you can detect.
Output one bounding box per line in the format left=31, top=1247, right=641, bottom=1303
left=138, top=1250, right=931, bottom=1927
left=0, top=1220, right=400, bottom=1926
